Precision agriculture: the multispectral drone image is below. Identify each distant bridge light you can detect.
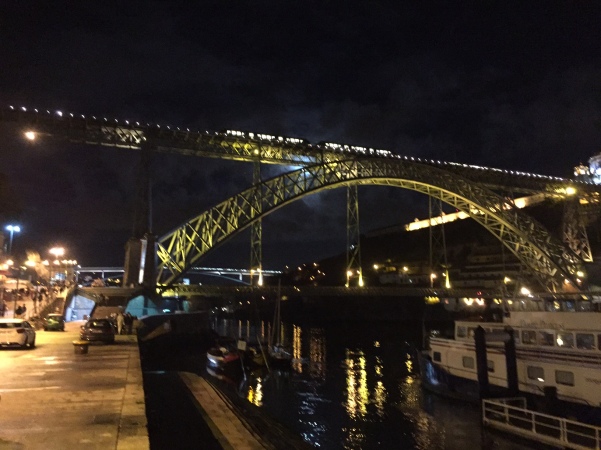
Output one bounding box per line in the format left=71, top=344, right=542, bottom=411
left=566, top=187, right=577, bottom=196
left=24, top=131, right=36, bottom=141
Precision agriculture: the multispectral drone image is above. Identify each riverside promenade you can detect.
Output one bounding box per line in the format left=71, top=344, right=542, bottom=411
left=0, top=319, right=278, bottom=450
left=0, top=321, right=148, bottom=450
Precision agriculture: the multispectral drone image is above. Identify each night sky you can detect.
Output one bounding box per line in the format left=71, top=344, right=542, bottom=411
left=1, top=1, right=600, bottom=269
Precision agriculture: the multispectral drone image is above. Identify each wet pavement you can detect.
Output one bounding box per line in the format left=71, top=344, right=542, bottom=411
left=0, top=321, right=147, bottom=450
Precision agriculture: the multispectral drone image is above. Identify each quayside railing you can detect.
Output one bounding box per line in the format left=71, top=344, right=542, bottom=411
left=482, top=397, right=601, bottom=450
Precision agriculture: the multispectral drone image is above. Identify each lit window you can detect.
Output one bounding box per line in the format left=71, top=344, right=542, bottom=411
left=556, top=332, right=574, bottom=348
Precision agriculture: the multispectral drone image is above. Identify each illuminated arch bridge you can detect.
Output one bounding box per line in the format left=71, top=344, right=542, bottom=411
left=156, top=158, right=585, bottom=293
left=0, top=105, right=592, bottom=294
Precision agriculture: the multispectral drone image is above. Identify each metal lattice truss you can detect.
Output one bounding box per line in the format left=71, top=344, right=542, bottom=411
left=3, top=106, right=597, bottom=195
left=250, top=161, right=263, bottom=285
left=346, top=185, right=362, bottom=287
left=156, top=159, right=585, bottom=291
left=563, top=199, right=593, bottom=262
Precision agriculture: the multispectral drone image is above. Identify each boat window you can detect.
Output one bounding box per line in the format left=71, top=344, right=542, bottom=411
left=456, top=326, right=467, bottom=339
left=487, top=360, right=494, bottom=373
left=555, top=370, right=574, bottom=386
left=522, top=330, right=537, bottom=345
left=556, top=332, right=574, bottom=348
left=598, top=334, right=601, bottom=351
left=433, top=351, right=441, bottom=362
left=538, top=331, right=555, bottom=346
left=527, top=366, right=544, bottom=381
left=576, top=333, right=595, bottom=350
left=467, top=327, right=477, bottom=339
left=462, top=356, right=474, bottom=369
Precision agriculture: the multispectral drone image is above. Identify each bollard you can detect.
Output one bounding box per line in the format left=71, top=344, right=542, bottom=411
left=72, top=340, right=90, bottom=355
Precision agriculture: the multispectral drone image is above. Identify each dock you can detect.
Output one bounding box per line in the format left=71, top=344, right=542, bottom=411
left=483, top=397, right=601, bottom=450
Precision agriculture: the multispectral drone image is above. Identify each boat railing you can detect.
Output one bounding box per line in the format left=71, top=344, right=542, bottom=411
left=482, top=397, right=601, bottom=449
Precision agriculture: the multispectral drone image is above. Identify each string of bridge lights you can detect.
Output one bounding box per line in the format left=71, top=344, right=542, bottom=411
left=7, top=105, right=590, bottom=187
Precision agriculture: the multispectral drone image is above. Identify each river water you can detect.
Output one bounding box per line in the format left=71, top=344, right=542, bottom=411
left=208, top=317, right=535, bottom=450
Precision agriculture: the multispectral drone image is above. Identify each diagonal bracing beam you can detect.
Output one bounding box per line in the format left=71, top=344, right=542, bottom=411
left=156, top=159, right=584, bottom=292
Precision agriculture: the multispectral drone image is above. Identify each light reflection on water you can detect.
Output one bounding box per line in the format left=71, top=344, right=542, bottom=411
left=210, top=318, right=532, bottom=450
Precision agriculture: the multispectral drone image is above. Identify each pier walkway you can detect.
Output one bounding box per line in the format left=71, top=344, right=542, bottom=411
left=0, top=321, right=147, bottom=449
left=180, top=372, right=269, bottom=449
left=0, top=320, right=281, bottom=449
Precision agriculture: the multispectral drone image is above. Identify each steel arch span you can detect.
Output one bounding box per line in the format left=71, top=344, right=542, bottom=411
left=156, top=159, right=583, bottom=291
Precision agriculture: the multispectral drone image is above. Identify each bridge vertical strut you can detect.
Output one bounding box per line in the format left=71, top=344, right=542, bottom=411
left=250, top=160, right=263, bottom=286
left=563, top=198, right=593, bottom=263
left=123, top=143, right=156, bottom=288
left=346, top=185, right=363, bottom=287
left=429, top=196, right=449, bottom=288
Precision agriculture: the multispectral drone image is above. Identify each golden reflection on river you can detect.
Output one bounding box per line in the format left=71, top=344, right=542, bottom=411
left=214, top=318, right=534, bottom=450
left=247, top=376, right=263, bottom=407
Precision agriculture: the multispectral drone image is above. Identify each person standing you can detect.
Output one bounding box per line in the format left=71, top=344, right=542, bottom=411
left=124, top=313, right=133, bottom=335
left=116, top=311, right=124, bottom=335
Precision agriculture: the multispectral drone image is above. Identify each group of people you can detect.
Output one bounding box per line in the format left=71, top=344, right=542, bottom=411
left=115, top=311, right=136, bottom=335
left=0, top=302, right=28, bottom=318
left=14, top=304, right=28, bottom=318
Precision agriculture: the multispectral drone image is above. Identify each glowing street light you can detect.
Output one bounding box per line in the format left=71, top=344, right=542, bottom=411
left=24, top=130, right=36, bottom=141
left=49, top=247, right=65, bottom=259
left=430, top=272, right=437, bottom=288
left=49, top=247, right=65, bottom=282
left=5, top=225, right=21, bottom=254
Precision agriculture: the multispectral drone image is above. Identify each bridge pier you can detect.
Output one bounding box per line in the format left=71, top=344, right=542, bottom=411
left=123, top=234, right=157, bottom=288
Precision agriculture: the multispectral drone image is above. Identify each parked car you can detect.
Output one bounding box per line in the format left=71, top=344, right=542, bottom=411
left=43, top=314, right=65, bottom=331
left=0, top=318, right=36, bottom=349
left=80, top=318, right=115, bottom=344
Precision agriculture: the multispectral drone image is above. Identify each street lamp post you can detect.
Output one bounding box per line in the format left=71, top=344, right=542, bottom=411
left=5, top=225, right=21, bottom=254
left=49, top=247, right=65, bottom=283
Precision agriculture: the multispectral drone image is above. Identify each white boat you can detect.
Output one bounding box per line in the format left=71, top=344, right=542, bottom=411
left=420, top=299, right=601, bottom=422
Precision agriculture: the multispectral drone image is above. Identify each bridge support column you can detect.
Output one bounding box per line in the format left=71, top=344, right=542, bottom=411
left=346, top=185, right=363, bottom=287
left=250, top=160, right=263, bottom=286
left=563, top=198, right=593, bottom=263
left=428, top=197, right=449, bottom=288
left=124, top=143, right=156, bottom=288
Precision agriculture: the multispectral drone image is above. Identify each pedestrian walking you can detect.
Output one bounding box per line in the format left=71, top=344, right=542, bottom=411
left=116, top=311, right=124, bottom=335
left=124, top=313, right=133, bottom=335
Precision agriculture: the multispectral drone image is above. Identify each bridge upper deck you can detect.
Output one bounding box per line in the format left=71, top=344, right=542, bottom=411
left=2, top=105, right=597, bottom=195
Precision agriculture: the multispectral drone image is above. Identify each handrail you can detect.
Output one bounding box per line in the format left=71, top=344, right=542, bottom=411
left=483, top=397, right=601, bottom=449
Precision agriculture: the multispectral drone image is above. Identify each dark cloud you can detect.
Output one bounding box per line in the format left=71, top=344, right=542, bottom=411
left=1, top=1, right=601, bottom=268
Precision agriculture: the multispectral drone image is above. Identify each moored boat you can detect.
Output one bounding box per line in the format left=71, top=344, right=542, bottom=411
left=420, top=297, right=601, bottom=424
left=207, top=345, right=240, bottom=368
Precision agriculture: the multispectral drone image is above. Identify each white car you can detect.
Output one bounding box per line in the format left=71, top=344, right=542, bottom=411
left=0, top=318, right=36, bottom=349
